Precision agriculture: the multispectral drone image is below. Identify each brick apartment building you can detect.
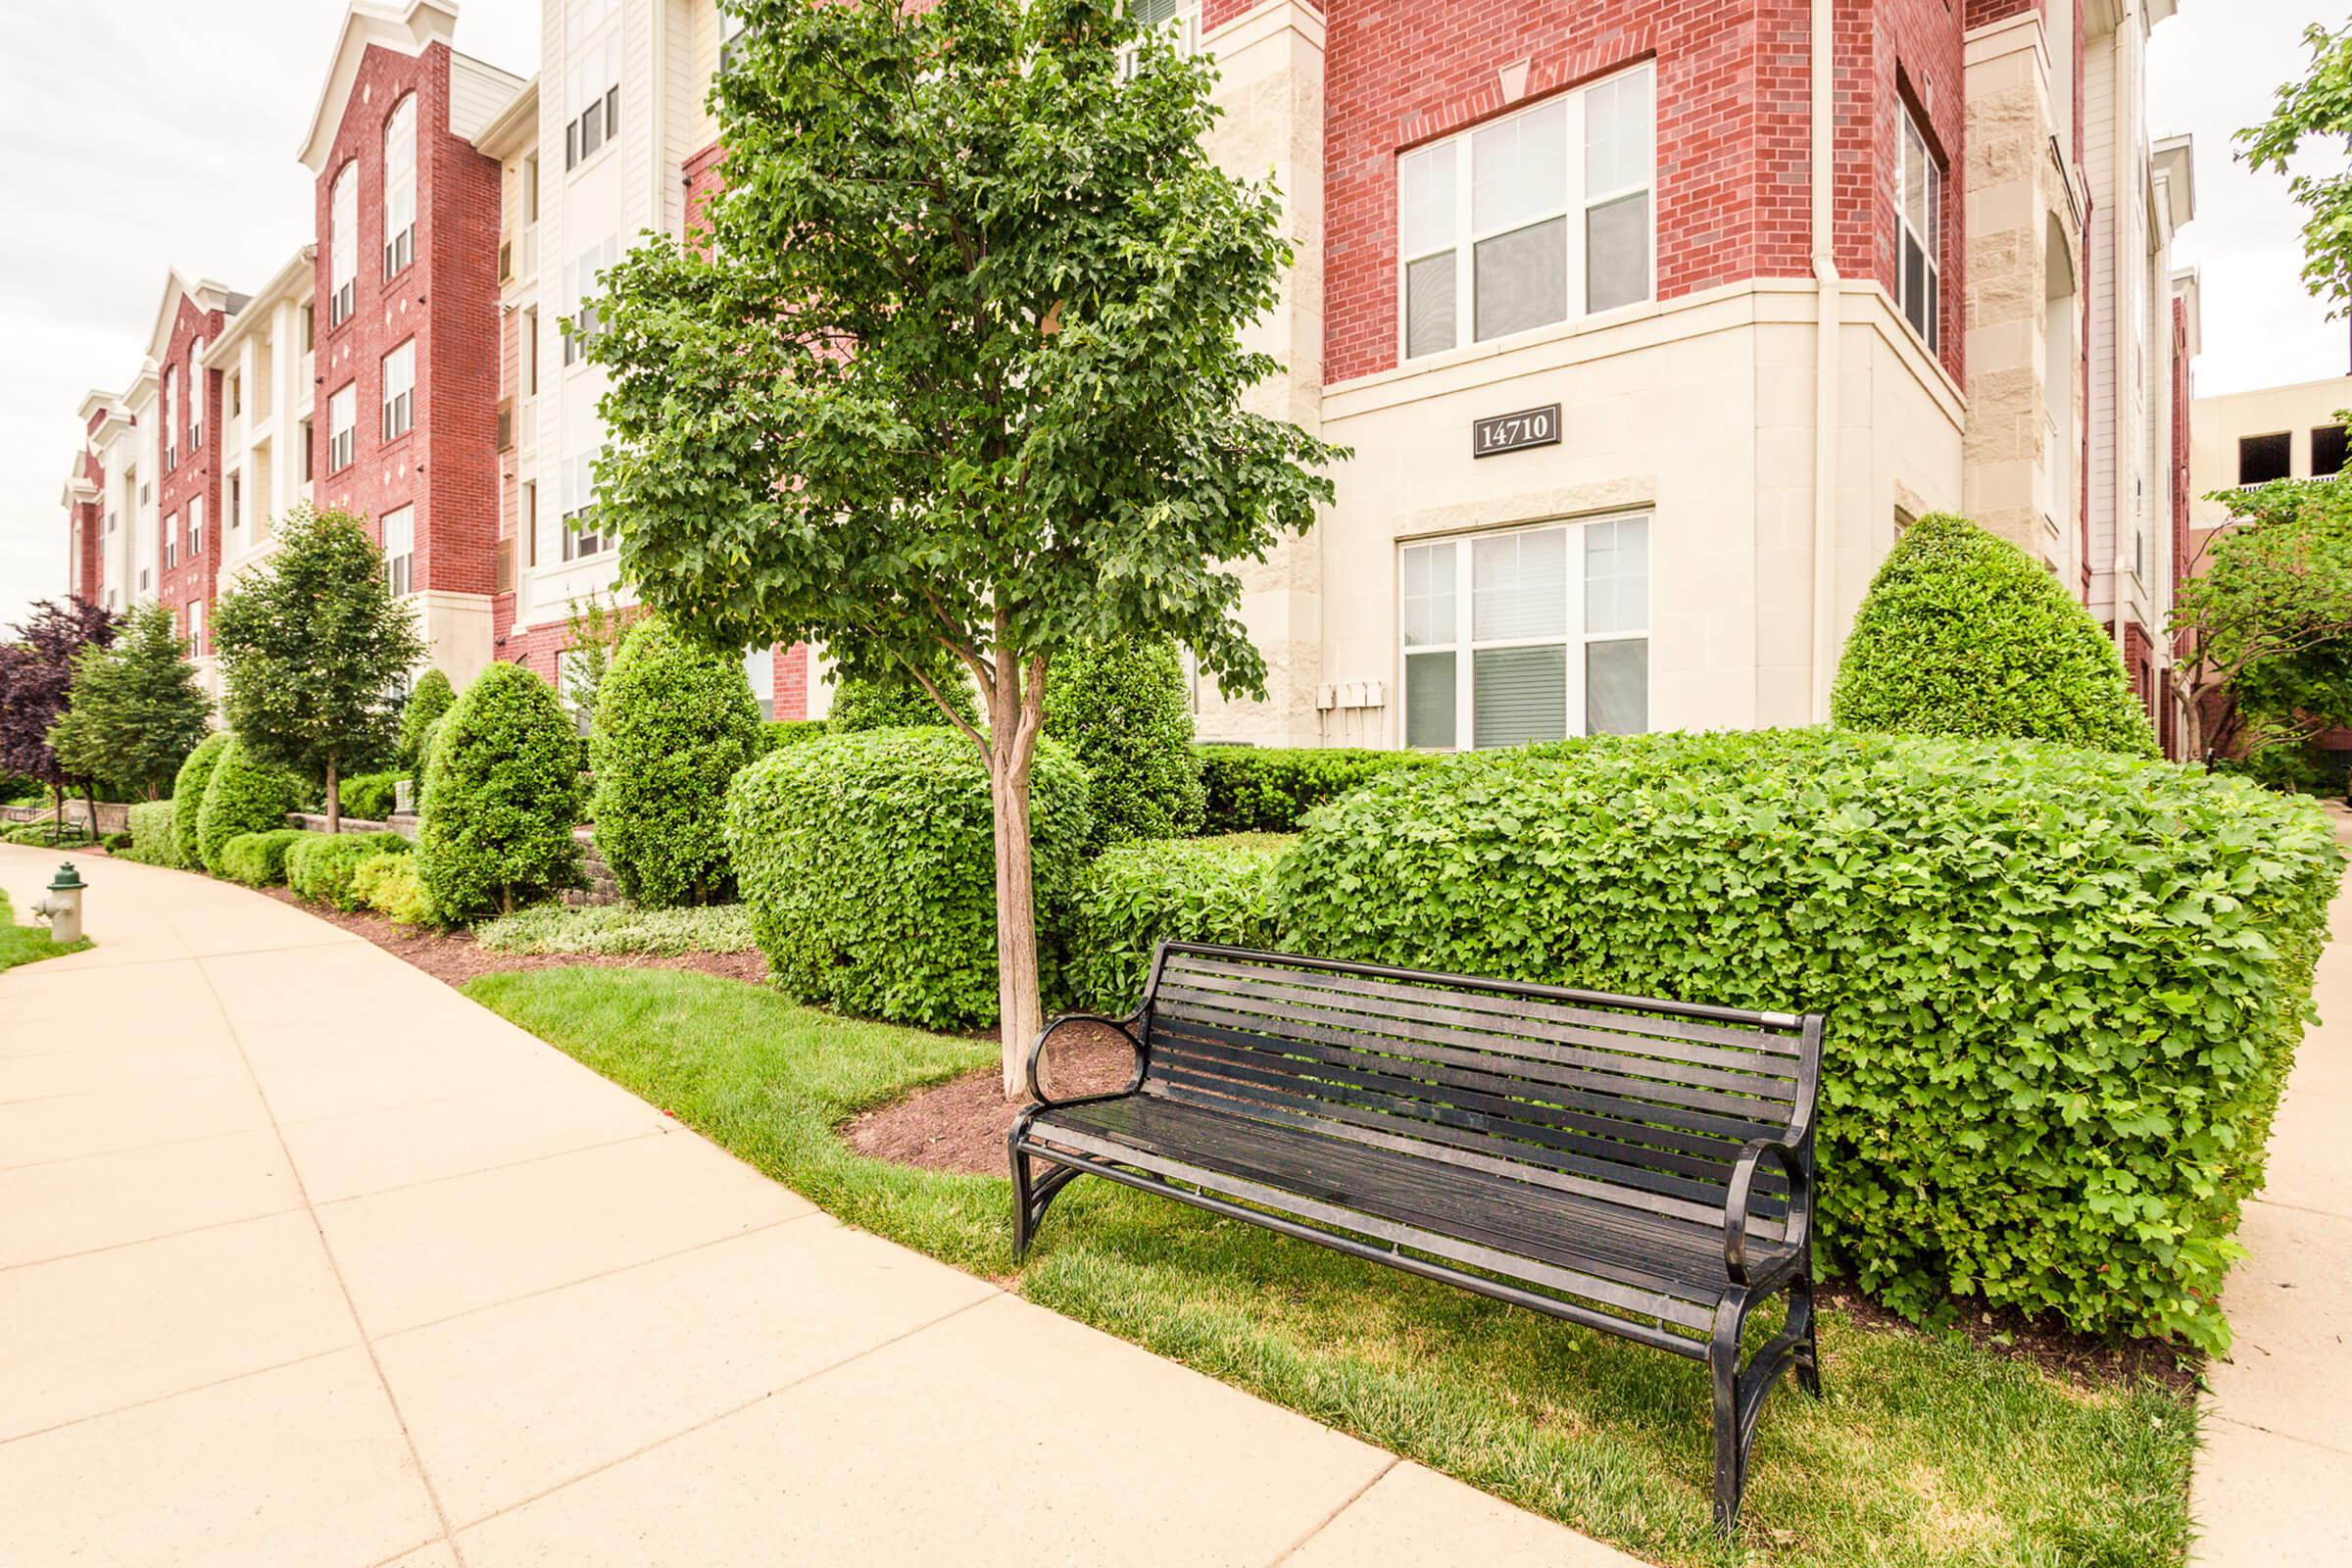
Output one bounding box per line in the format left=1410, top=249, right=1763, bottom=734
left=60, top=0, right=2201, bottom=750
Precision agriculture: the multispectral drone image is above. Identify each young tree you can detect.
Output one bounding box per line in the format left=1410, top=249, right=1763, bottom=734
left=211, top=505, right=426, bottom=833
left=587, top=0, right=1340, bottom=1090
left=2171, top=473, right=2352, bottom=761
left=559, top=593, right=642, bottom=728
left=49, top=604, right=213, bottom=802
left=2240, top=19, right=2352, bottom=317
left=0, top=598, right=120, bottom=831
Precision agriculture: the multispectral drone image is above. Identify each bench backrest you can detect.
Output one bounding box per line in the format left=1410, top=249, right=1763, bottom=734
left=1139, top=944, right=1822, bottom=1232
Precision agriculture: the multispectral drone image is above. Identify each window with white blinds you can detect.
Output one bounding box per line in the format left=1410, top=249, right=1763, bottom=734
left=381, top=505, right=416, bottom=597
left=330, top=164, right=359, bottom=325
left=1397, top=64, right=1653, bottom=361
left=1401, top=515, right=1650, bottom=749
left=328, top=384, right=357, bottom=472
left=1895, top=105, right=1940, bottom=355
left=382, top=339, right=416, bottom=441
left=384, top=95, right=417, bottom=277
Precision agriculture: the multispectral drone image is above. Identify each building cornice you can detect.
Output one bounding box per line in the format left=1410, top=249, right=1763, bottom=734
left=475, top=74, right=539, bottom=158
left=205, top=247, right=318, bottom=367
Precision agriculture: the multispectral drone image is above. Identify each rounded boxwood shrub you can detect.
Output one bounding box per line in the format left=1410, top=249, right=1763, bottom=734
left=171, top=732, right=232, bottom=867
left=416, top=662, right=584, bottom=920
left=827, top=654, right=981, bottom=734
left=196, top=738, right=304, bottom=876
left=1273, top=729, right=2342, bottom=1350
left=287, top=831, right=413, bottom=910
left=1832, top=511, right=2159, bottom=756
left=589, top=619, right=764, bottom=906
left=726, top=727, right=1091, bottom=1029
left=1043, top=637, right=1204, bottom=848
left=397, top=668, right=456, bottom=773
left=1195, top=745, right=1438, bottom=834
left=217, top=828, right=308, bottom=888
left=126, top=799, right=183, bottom=868
left=1063, top=834, right=1289, bottom=1012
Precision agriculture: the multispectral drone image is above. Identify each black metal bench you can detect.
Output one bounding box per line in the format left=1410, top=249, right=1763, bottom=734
left=1008, top=941, right=1825, bottom=1530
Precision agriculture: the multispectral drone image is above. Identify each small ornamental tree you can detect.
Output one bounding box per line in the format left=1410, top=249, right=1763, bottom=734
left=172, top=731, right=233, bottom=867
left=1831, top=512, right=2159, bottom=756
left=49, top=604, right=212, bottom=802
left=2241, top=19, right=2352, bottom=318
left=0, top=597, right=120, bottom=829
left=396, top=668, right=455, bottom=774
left=589, top=618, right=764, bottom=906
left=195, top=737, right=304, bottom=876
left=1042, top=636, right=1203, bottom=847
left=416, top=661, right=584, bottom=919
left=586, top=0, right=1341, bottom=1089
left=212, top=505, right=426, bottom=834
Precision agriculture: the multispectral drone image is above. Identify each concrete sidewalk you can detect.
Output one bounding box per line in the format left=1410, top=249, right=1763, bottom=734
left=2189, top=805, right=2352, bottom=1565
left=0, top=845, right=1631, bottom=1567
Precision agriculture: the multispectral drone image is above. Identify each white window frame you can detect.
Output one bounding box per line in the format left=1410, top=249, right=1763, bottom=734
left=187, top=599, right=203, bottom=655
left=187, top=342, right=205, bottom=450
left=381, top=504, right=416, bottom=597
left=1396, top=63, right=1655, bottom=363
left=330, top=163, right=360, bottom=325
left=383, top=94, right=417, bottom=279
left=565, top=28, right=621, bottom=172
left=564, top=237, right=619, bottom=368
left=188, top=495, right=204, bottom=557
left=163, top=368, right=178, bottom=470
left=1894, top=103, right=1941, bottom=356
left=1397, top=514, right=1653, bottom=751
left=382, top=339, right=416, bottom=442
left=328, top=384, right=357, bottom=473
left=165, top=516, right=178, bottom=570
left=561, top=450, right=608, bottom=561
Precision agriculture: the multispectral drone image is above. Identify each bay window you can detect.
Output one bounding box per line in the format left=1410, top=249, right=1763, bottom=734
left=330, top=164, right=359, bottom=325
left=1401, top=515, right=1650, bottom=750
left=1895, top=105, right=1941, bottom=354
left=1398, top=64, right=1653, bottom=361
left=384, top=95, right=417, bottom=278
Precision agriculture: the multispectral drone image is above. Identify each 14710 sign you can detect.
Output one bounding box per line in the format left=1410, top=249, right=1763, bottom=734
left=1472, top=404, right=1561, bottom=458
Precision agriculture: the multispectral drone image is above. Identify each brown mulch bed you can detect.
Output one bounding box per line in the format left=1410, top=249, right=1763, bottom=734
left=844, top=1022, right=1138, bottom=1175
left=261, top=888, right=769, bottom=988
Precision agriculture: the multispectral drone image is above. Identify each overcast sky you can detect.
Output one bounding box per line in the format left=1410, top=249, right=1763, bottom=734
left=0, top=0, right=2343, bottom=631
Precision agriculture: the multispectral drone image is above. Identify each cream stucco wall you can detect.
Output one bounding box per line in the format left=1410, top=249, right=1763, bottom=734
left=2187, top=374, right=2352, bottom=529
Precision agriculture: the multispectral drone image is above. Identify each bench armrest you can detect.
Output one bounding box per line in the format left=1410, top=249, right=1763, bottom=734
left=1024, top=1009, right=1148, bottom=1108
left=1722, top=1137, right=1811, bottom=1287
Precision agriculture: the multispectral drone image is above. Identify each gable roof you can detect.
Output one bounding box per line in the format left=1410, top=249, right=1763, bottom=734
left=143, top=269, right=245, bottom=366
left=297, top=0, right=463, bottom=173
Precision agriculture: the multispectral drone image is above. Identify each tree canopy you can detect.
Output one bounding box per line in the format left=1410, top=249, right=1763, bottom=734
left=0, top=598, right=120, bottom=820
left=211, top=505, right=426, bottom=832
left=585, top=0, right=1342, bottom=1086
left=2240, top=19, right=2352, bottom=318
left=49, top=603, right=212, bottom=801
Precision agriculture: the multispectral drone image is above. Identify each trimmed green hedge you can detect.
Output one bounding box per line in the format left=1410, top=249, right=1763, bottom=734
left=195, top=738, right=303, bottom=876
left=760, top=719, right=828, bottom=752
left=416, top=662, right=583, bottom=920
left=1832, top=512, right=2160, bottom=756
left=1273, top=729, right=2342, bottom=1350
left=172, top=732, right=232, bottom=867
left=1196, top=745, right=1438, bottom=833
left=1063, top=834, right=1290, bottom=1012
left=352, top=849, right=429, bottom=924
left=287, top=831, right=412, bottom=911
left=1044, top=637, right=1203, bottom=848
left=726, top=727, right=1091, bottom=1029
left=217, top=828, right=307, bottom=888
left=589, top=619, right=763, bottom=906
left=338, top=769, right=402, bottom=822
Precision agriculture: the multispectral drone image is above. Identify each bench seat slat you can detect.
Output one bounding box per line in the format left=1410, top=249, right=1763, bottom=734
left=1165, top=953, right=1806, bottom=1056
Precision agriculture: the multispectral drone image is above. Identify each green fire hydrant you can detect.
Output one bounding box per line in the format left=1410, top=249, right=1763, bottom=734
left=32, top=861, right=85, bottom=945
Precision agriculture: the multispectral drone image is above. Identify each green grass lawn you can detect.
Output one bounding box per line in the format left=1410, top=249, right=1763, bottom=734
left=0, top=885, right=91, bottom=971
left=467, top=966, right=2194, bottom=1568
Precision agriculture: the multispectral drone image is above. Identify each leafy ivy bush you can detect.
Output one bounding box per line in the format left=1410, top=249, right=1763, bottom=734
left=195, top=738, right=303, bottom=876
left=589, top=619, right=764, bottom=906
left=338, top=769, right=402, bottom=822
left=416, top=662, right=584, bottom=920
left=1063, top=834, right=1290, bottom=1012
left=397, top=668, right=456, bottom=773
left=760, top=719, right=828, bottom=752
left=286, top=831, right=412, bottom=911
left=1272, top=729, right=2342, bottom=1350
left=217, top=828, right=308, bottom=888
left=171, top=732, right=232, bottom=867
left=1195, top=744, right=1438, bottom=833
left=351, top=849, right=430, bottom=925
left=474, top=900, right=756, bottom=956
left=826, top=655, right=981, bottom=734
left=122, top=800, right=183, bottom=867
left=1043, top=637, right=1203, bottom=848
left=726, top=727, right=1090, bottom=1028
left=1831, top=512, right=2160, bottom=755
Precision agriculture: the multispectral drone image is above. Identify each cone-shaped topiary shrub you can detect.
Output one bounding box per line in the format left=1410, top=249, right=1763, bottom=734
left=589, top=619, right=764, bottom=906
left=1274, top=729, right=2343, bottom=1349
left=171, top=731, right=232, bottom=867
left=1042, top=636, right=1203, bottom=848
left=726, top=727, right=1090, bottom=1029
left=195, top=737, right=304, bottom=875
left=416, top=662, right=584, bottom=920
left=1831, top=511, right=2159, bottom=755
left=397, top=668, right=456, bottom=773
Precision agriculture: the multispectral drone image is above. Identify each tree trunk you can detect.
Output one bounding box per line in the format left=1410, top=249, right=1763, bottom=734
left=324, top=759, right=341, bottom=836
left=51, top=783, right=65, bottom=838
left=80, top=779, right=98, bottom=839
left=977, top=638, right=1049, bottom=1100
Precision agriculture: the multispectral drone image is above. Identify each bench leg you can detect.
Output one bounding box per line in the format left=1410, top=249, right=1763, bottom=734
left=1010, top=1139, right=1037, bottom=1261
left=1007, top=1127, right=1081, bottom=1262
left=1791, top=1275, right=1823, bottom=1399
left=1709, top=1294, right=1746, bottom=1534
